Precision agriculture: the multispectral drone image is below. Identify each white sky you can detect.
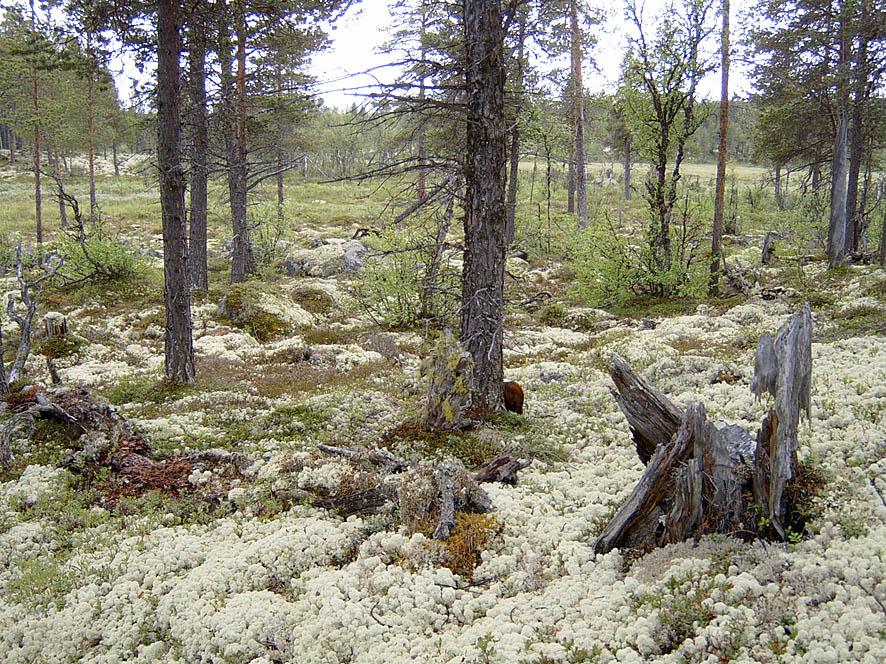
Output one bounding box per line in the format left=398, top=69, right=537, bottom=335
left=109, top=0, right=755, bottom=109
left=309, top=0, right=755, bottom=111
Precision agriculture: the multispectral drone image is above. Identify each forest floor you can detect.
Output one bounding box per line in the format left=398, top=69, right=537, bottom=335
left=0, top=171, right=884, bottom=663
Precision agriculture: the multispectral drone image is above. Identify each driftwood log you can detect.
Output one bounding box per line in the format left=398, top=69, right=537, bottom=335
left=596, top=305, right=812, bottom=554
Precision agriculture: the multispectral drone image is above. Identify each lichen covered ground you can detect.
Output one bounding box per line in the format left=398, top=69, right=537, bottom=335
left=1, top=248, right=884, bottom=663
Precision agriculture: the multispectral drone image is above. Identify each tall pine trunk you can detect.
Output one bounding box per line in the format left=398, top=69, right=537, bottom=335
left=623, top=141, right=632, bottom=201
left=220, top=1, right=254, bottom=284
left=87, top=42, right=97, bottom=217
left=188, top=13, right=209, bottom=291
left=709, top=0, right=730, bottom=295
left=157, top=0, right=196, bottom=384
left=827, top=111, right=850, bottom=268
left=570, top=0, right=587, bottom=227
left=54, top=148, right=67, bottom=229
left=30, top=0, right=42, bottom=244
left=461, top=0, right=507, bottom=413
left=505, top=13, right=525, bottom=246
left=844, top=0, right=870, bottom=254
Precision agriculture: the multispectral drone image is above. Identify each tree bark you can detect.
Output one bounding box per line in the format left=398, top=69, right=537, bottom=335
left=709, top=0, right=730, bottom=295
left=188, top=14, right=209, bottom=291
left=221, top=0, right=255, bottom=284
left=774, top=164, right=782, bottom=209
left=623, top=141, right=632, bottom=201
left=461, top=0, right=507, bottom=413
left=87, top=41, right=97, bottom=218
left=30, top=0, right=42, bottom=244
left=827, top=111, right=850, bottom=268
left=112, top=140, right=120, bottom=176
left=570, top=0, right=588, bottom=228
left=844, top=0, right=871, bottom=253
left=54, top=148, right=67, bottom=229
left=505, top=13, right=525, bottom=246
left=157, top=0, right=196, bottom=385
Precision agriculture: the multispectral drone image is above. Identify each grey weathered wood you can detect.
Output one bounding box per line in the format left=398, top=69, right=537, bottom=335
left=609, top=353, right=683, bottom=464
left=433, top=461, right=458, bottom=540
left=751, top=303, right=812, bottom=538
left=474, top=454, right=531, bottom=485
left=761, top=232, right=777, bottom=265
left=595, top=402, right=707, bottom=554
left=597, top=305, right=813, bottom=553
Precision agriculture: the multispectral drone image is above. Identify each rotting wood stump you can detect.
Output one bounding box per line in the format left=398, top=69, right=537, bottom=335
left=1, top=386, right=246, bottom=499
left=596, top=304, right=813, bottom=554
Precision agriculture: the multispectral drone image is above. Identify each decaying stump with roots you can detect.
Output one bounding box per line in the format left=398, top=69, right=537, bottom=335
left=1, top=386, right=246, bottom=497
left=316, top=443, right=530, bottom=540
left=596, top=304, right=813, bottom=554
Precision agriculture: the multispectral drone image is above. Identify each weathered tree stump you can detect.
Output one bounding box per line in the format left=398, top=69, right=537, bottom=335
left=609, top=354, right=683, bottom=464
left=761, top=231, right=777, bottom=265
left=42, top=312, right=69, bottom=385
left=423, top=329, right=474, bottom=430
left=596, top=305, right=813, bottom=554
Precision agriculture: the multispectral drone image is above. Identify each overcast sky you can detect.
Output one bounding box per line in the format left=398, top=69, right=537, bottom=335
left=109, top=0, right=754, bottom=109
left=308, top=0, right=755, bottom=111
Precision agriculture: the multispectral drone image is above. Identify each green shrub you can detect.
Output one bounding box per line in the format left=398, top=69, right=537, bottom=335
left=353, top=219, right=459, bottom=330
left=56, top=222, right=143, bottom=283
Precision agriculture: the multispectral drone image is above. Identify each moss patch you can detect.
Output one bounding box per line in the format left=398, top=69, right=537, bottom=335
left=381, top=419, right=501, bottom=467
left=104, top=376, right=197, bottom=406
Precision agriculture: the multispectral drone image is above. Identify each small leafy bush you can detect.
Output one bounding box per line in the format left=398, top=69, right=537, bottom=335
left=56, top=222, right=143, bottom=284
left=353, top=218, right=459, bottom=330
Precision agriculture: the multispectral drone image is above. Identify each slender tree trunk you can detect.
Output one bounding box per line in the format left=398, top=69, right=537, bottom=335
left=844, top=0, right=870, bottom=254
left=188, top=12, right=209, bottom=291
left=157, top=0, right=195, bottom=384
left=417, top=10, right=428, bottom=202
left=567, top=143, right=575, bottom=213
left=9, top=127, right=16, bottom=163
left=623, top=140, right=632, bottom=201
left=461, top=0, right=507, bottom=413
left=221, top=1, right=255, bottom=284
left=112, top=140, right=120, bottom=176
left=827, top=111, right=850, bottom=268
left=570, top=0, right=588, bottom=227
left=30, top=0, right=42, bottom=244
left=709, top=0, right=730, bottom=295
left=54, top=148, right=67, bottom=229
left=87, top=49, right=97, bottom=217
left=505, top=14, right=525, bottom=246
left=774, top=164, right=782, bottom=209
left=275, top=63, right=285, bottom=223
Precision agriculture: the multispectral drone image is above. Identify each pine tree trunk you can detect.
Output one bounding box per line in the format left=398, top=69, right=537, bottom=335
left=188, top=16, right=209, bottom=291
left=710, top=0, right=730, bottom=295
left=774, top=164, right=782, bottom=209
left=827, top=111, right=850, bottom=268
left=570, top=0, right=587, bottom=228
left=275, top=64, right=285, bottom=223
left=623, top=141, right=632, bottom=201
left=844, top=0, right=870, bottom=254
left=87, top=56, right=97, bottom=217
left=157, top=0, right=196, bottom=385
left=220, top=2, right=254, bottom=284
left=54, top=149, right=67, bottom=229
left=30, top=0, right=42, bottom=244
left=112, top=141, right=120, bottom=176
left=505, top=15, right=525, bottom=247
left=461, top=0, right=507, bottom=413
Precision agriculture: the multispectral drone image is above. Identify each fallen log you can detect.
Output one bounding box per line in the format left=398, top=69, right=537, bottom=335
left=596, top=305, right=814, bottom=554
